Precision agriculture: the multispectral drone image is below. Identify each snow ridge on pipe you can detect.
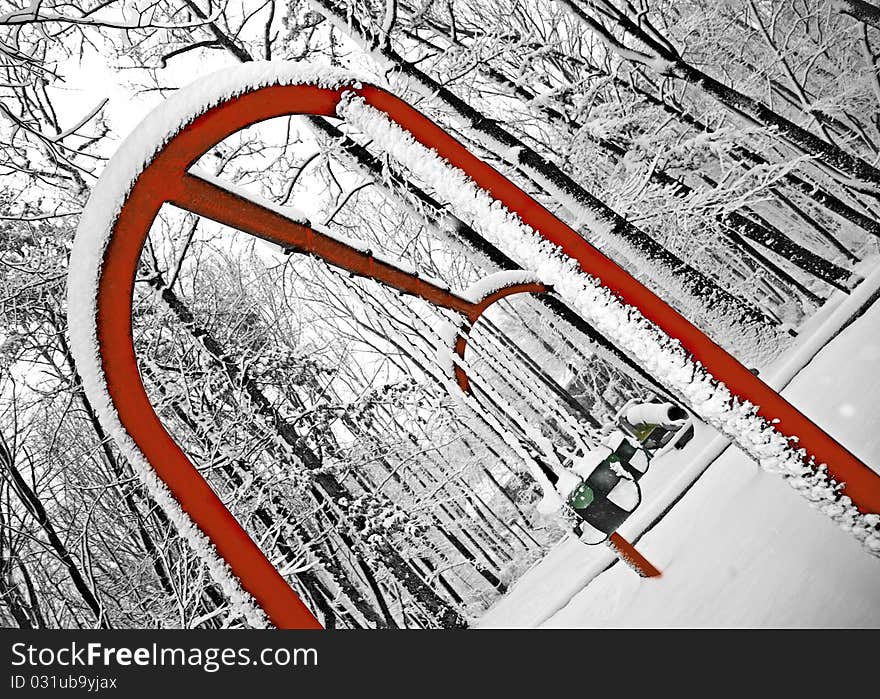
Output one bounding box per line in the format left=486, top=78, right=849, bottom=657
left=338, top=93, right=880, bottom=555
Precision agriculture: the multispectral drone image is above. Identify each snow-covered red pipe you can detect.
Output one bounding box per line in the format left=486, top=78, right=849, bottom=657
left=67, top=62, right=880, bottom=633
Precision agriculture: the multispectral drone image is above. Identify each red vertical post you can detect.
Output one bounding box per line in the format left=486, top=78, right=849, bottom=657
left=608, top=533, right=662, bottom=578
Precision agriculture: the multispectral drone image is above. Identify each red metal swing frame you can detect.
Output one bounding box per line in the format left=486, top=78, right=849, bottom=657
left=89, top=81, right=880, bottom=629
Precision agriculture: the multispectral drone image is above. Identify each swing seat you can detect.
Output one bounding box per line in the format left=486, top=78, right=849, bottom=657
left=567, top=437, right=645, bottom=545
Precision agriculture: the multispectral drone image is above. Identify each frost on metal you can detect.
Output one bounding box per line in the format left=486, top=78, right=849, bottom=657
left=66, top=63, right=373, bottom=628
left=461, top=270, right=544, bottom=303
left=338, top=94, right=880, bottom=555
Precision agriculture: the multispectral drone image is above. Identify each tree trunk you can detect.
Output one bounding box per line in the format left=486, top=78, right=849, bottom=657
left=0, top=432, right=111, bottom=628
left=559, top=0, right=880, bottom=191
left=401, top=25, right=838, bottom=299
left=836, top=0, right=880, bottom=31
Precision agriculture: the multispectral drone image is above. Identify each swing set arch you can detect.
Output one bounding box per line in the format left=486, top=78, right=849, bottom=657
left=68, top=68, right=880, bottom=629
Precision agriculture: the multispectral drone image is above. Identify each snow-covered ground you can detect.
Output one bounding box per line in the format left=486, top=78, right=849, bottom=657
left=478, top=276, right=880, bottom=628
